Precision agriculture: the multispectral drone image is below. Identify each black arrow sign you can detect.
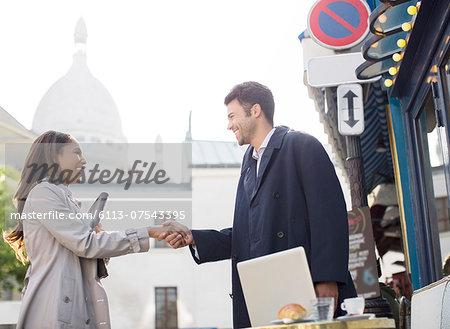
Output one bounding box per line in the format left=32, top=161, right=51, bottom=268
left=343, top=90, right=359, bottom=128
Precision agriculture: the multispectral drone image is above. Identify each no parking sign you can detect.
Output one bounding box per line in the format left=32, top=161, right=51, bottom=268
left=308, top=0, right=371, bottom=50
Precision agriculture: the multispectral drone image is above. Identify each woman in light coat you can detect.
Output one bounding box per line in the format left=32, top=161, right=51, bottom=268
left=3, top=130, right=179, bottom=329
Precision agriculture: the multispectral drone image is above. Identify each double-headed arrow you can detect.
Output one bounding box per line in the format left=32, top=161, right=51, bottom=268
left=344, top=90, right=359, bottom=128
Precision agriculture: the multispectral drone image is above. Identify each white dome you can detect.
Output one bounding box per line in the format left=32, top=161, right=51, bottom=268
left=32, top=18, right=126, bottom=144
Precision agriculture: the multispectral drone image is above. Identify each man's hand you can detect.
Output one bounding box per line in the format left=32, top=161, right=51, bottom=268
left=158, top=221, right=194, bottom=249
left=315, top=281, right=338, bottom=311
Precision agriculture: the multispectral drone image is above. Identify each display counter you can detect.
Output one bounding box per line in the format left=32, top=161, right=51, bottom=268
left=251, top=317, right=395, bottom=329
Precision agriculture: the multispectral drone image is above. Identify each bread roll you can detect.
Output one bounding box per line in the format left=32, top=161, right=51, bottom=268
left=278, top=303, right=307, bottom=320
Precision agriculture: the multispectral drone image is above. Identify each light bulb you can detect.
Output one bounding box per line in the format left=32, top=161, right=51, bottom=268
left=385, top=79, right=393, bottom=87
left=402, top=23, right=412, bottom=31
left=393, top=53, right=402, bottom=62
left=389, top=67, right=398, bottom=75
left=407, top=6, right=418, bottom=15
left=397, top=39, right=406, bottom=48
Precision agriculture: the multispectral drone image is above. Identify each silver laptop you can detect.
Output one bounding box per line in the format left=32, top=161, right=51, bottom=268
left=237, top=247, right=316, bottom=327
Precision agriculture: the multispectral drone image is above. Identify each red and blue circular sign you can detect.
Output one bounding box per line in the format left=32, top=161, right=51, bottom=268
left=308, top=0, right=371, bottom=50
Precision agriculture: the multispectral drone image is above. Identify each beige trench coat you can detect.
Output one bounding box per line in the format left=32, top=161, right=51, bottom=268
left=17, top=181, right=150, bottom=329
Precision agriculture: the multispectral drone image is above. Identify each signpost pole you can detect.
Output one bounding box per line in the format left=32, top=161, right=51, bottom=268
left=346, top=135, right=367, bottom=208
left=346, top=136, right=394, bottom=316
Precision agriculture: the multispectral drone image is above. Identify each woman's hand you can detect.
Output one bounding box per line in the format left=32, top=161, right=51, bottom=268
left=93, top=223, right=104, bottom=233
left=147, top=222, right=194, bottom=248
left=161, top=221, right=194, bottom=249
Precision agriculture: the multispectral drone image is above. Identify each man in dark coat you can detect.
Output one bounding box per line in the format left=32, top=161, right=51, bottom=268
left=162, top=81, right=356, bottom=328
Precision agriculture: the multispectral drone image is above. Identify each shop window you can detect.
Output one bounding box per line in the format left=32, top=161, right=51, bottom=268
left=155, top=287, right=178, bottom=329
left=415, top=90, right=450, bottom=278
left=443, top=56, right=450, bottom=114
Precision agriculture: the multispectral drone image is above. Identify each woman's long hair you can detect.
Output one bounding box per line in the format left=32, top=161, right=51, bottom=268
left=3, top=130, right=72, bottom=264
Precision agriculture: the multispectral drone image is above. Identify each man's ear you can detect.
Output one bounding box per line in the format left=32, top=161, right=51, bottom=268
left=252, top=104, right=262, bottom=118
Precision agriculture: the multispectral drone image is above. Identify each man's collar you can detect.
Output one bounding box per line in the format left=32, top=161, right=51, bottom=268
left=252, top=128, right=276, bottom=160
left=242, top=126, right=291, bottom=174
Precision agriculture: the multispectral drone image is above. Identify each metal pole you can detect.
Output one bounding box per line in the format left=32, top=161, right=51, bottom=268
left=346, top=136, right=368, bottom=209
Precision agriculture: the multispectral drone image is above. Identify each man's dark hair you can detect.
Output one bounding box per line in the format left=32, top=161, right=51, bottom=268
left=224, top=81, right=274, bottom=126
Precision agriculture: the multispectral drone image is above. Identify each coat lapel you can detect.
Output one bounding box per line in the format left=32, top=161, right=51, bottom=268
left=243, top=159, right=257, bottom=202
left=250, top=126, right=290, bottom=201
left=241, top=144, right=255, bottom=202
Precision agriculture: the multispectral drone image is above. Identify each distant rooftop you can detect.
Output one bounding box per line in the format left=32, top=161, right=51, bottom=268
left=0, top=106, right=28, bottom=131
left=188, top=138, right=338, bottom=169
left=190, top=140, right=247, bottom=168
left=0, top=106, right=37, bottom=142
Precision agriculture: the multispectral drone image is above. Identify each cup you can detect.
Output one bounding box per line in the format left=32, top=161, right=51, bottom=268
left=340, top=297, right=365, bottom=315
left=311, top=297, right=334, bottom=321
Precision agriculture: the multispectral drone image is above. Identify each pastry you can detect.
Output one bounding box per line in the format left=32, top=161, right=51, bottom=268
left=278, top=303, right=307, bottom=320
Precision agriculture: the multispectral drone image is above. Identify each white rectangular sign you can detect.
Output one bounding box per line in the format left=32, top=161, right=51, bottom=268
left=337, top=84, right=364, bottom=136
left=306, top=53, right=380, bottom=87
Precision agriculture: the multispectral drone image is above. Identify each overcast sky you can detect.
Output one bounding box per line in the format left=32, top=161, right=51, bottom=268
left=0, top=0, right=327, bottom=144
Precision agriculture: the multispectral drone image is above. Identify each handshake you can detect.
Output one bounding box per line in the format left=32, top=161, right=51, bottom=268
left=147, top=221, right=194, bottom=249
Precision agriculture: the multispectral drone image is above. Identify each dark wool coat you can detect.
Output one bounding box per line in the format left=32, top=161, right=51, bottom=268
left=191, top=126, right=356, bottom=328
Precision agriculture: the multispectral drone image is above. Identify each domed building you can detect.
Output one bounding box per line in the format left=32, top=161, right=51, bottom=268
left=31, top=18, right=127, bottom=169
left=32, top=18, right=126, bottom=145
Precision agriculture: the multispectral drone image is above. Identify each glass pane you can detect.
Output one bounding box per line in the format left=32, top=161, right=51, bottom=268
left=356, top=57, right=398, bottom=79
left=366, top=30, right=408, bottom=60
left=155, top=288, right=165, bottom=329
left=166, top=288, right=178, bottom=328
left=155, top=287, right=178, bottom=329
left=416, top=91, right=449, bottom=279
left=439, top=54, right=450, bottom=271
left=444, top=56, right=450, bottom=127
left=372, top=1, right=416, bottom=35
